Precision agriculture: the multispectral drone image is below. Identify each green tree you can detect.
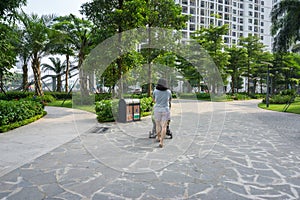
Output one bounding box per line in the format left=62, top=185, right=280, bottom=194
left=48, top=17, right=77, bottom=93
left=271, top=0, right=300, bottom=52
left=42, top=57, right=65, bottom=92
left=226, top=45, right=247, bottom=94
left=0, top=0, right=25, bottom=19
left=0, top=23, right=18, bottom=93
left=51, top=14, right=96, bottom=96
left=192, top=24, right=229, bottom=93
left=239, top=36, right=265, bottom=94
left=19, top=13, right=55, bottom=96
left=82, top=0, right=188, bottom=97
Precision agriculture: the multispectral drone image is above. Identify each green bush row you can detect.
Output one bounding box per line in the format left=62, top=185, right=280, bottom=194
left=263, top=95, right=294, bottom=104
left=0, top=100, right=44, bottom=126
left=0, top=111, right=47, bottom=133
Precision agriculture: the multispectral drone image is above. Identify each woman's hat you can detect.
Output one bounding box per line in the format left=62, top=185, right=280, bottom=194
left=157, top=78, right=168, bottom=88
left=156, top=78, right=168, bottom=91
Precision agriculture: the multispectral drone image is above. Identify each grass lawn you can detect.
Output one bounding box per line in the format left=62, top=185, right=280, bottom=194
left=258, top=97, right=300, bottom=114
left=47, top=100, right=96, bottom=113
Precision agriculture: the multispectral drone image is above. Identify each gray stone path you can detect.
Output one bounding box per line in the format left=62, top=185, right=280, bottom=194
left=0, top=100, right=299, bottom=200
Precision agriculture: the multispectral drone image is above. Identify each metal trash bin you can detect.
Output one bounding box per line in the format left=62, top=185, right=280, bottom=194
left=118, top=99, right=141, bottom=123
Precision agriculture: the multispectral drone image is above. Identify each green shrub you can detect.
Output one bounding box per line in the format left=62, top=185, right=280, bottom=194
left=0, top=100, right=44, bottom=127
left=0, top=111, right=46, bottom=133
left=0, top=91, right=34, bottom=100
left=44, top=92, right=72, bottom=100
left=263, top=95, right=293, bottom=104
left=140, top=97, right=153, bottom=114
left=280, top=89, right=296, bottom=96
left=95, top=93, right=112, bottom=101
left=95, top=99, right=119, bottom=122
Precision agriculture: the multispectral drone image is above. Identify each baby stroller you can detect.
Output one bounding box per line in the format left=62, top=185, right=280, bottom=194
left=149, top=111, right=173, bottom=139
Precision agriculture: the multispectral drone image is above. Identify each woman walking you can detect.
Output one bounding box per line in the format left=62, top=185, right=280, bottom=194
left=153, top=78, right=172, bottom=148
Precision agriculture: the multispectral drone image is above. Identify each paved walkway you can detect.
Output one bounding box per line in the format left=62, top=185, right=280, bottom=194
left=0, top=100, right=299, bottom=200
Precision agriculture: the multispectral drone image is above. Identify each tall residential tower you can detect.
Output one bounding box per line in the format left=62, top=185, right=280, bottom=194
left=175, top=0, right=273, bottom=51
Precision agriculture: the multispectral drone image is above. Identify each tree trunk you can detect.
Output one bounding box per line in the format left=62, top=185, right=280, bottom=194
left=32, top=56, right=43, bottom=96
left=22, top=63, right=28, bottom=91
left=0, top=71, right=4, bottom=93
left=231, top=74, right=235, bottom=95
left=117, top=0, right=124, bottom=99
left=57, top=75, right=62, bottom=92
left=65, top=54, right=70, bottom=93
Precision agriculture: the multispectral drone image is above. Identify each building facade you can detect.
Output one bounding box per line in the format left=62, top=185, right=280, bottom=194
left=175, top=0, right=273, bottom=51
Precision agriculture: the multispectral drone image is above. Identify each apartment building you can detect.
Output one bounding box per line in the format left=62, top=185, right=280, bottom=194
left=175, top=0, right=273, bottom=51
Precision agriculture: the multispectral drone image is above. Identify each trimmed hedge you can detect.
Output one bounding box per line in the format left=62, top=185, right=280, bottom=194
left=0, top=111, right=47, bottom=133
left=0, top=100, right=46, bottom=132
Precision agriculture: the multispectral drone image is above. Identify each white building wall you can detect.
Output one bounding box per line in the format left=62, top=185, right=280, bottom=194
left=176, top=0, right=274, bottom=51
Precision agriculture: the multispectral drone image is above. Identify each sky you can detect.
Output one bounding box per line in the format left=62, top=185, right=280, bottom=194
left=22, top=0, right=90, bottom=17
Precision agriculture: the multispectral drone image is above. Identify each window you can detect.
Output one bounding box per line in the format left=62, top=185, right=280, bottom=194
left=201, top=1, right=205, bottom=7
left=261, top=8, right=264, bottom=12
left=233, top=9, right=237, bottom=14
left=232, top=31, right=236, bottom=36
left=190, top=16, right=196, bottom=23
left=233, top=17, right=236, bottom=22
left=239, top=3, right=243, bottom=9
left=261, top=1, right=264, bottom=5
left=201, top=9, right=205, bottom=15
left=261, top=22, right=264, bottom=26
left=182, top=6, right=188, bottom=13
left=182, top=0, right=188, bottom=5
left=224, top=37, right=229, bottom=43
left=218, top=20, right=223, bottom=26
left=210, top=3, right=214, bottom=9
left=239, top=18, right=243, bottom=23
left=225, top=6, right=229, bottom=12
left=261, top=15, right=264, bottom=19
left=218, top=5, right=223, bottom=11
left=261, top=36, right=264, bottom=40
left=190, top=0, right=196, bottom=6
left=248, top=19, right=252, bottom=23
left=239, top=11, right=244, bottom=16
left=248, top=26, right=252, bottom=31
left=240, top=33, right=243, bottom=37
left=190, top=8, right=195, bottom=14
left=233, top=24, right=237, bottom=29
left=239, top=26, right=243, bottom=31
left=225, top=14, right=229, bottom=20
left=261, top=29, right=264, bottom=33
left=190, top=24, right=195, bottom=31
left=254, top=12, right=259, bottom=17
left=249, top=11, right=253, bottom=16
left=249, top=4, right=253, bottom=9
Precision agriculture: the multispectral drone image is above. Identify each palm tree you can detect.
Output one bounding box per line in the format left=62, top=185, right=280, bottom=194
left=19, top=13, right=54, bottom=96
left=271, top=0, right=300, bottom=52
left=42, top=57, right=65, bottom=92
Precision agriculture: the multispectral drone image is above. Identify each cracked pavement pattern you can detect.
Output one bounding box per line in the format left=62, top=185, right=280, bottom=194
left=0, top=100, right=299, bottom=199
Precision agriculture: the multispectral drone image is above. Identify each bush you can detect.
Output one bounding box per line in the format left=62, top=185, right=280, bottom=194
left=0, top=91, right=34, bottom=101
left=95, top=99, right=119, bottom=122
left=140, top=97, right=153, bottom=114
left=280, top=89, right=296, bottom=96
left=44, top=92, right=72, bottom=100
left=263, top=95, right=293, bottom=104
left=0, top=100, right=44, bottom=128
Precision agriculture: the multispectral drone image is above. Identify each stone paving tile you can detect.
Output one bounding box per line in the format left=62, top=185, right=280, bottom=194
left=0, top=100, right=299, bottom=199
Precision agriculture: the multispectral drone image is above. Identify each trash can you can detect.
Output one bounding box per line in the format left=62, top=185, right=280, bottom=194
left=118, top=99, right=141, bottom=123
